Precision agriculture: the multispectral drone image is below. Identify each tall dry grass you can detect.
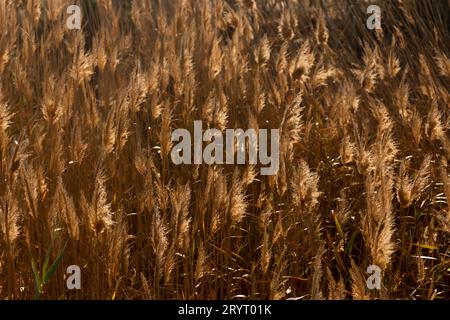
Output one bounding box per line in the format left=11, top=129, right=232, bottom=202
left=0, top=0, right=449, bottom=299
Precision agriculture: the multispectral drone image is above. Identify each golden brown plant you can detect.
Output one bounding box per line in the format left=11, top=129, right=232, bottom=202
left=0, top=0, right=449, bottom=300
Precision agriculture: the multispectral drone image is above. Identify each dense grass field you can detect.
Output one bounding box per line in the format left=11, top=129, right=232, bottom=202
left=0, top=0, right=449, bottom=299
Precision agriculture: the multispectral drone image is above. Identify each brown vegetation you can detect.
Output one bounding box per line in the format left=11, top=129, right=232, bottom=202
left=0, top=0, right=449, bottom=299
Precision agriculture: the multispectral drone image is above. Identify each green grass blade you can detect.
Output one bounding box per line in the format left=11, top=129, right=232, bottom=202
left=43, top=241, right=67, bottom=285
left=333, top=212, right=345, bottom=239
left=42, top=242, right=53, bottom=278
left=31, top=256, right=42, bottom=300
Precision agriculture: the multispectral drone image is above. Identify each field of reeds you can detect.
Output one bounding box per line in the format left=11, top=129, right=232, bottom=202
left=0, top=0, right=449, bottom=300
